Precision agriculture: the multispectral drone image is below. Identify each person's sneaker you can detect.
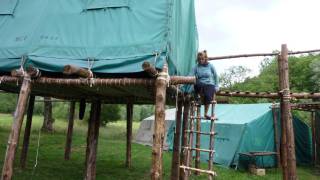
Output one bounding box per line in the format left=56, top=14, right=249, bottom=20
left=205, top=115, right=211, bottom=120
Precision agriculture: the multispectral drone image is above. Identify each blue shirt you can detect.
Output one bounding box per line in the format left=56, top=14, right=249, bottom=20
left=192, top=63, right=219, bottom=86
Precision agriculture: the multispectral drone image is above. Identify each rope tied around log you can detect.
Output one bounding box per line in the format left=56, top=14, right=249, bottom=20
left=87, top=58, right=95, bottom=87
left=279, top=88, right=291, bottom=102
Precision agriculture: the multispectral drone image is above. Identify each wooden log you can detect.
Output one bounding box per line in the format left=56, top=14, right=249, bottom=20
left=0, top=75, right=196, bottom=87
left=279, top=44, right=297, bottom=180
left=180, top=97, right=191, bottom=180
left=170, top=100, right=183, bottom=180
left=11, top=69, right=25, bottom=77
left=195, top=105, right=201, bottom=175
left=271, top=103, right=281, bottom=168
left=1, top=74, right=32, bottom=180
left=207, top=49, right=320, bottom=61
left=85, top=101, right=101, bottom=180
left=151, top=64, right=168, bottom=180
left=20, top=95, right=35, bottom=169
left=64, top=101, right=76, bottom=160
left=142, top=61, right=158, bottom=77
left=311, top=112, right=316, bottom=166
left=126, top=103, right=133, bottom=168
left=63, top=65, right=93, bottom=78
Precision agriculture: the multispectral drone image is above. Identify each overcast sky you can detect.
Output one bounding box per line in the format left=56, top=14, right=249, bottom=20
left=195, top=0, right=320, bottom=75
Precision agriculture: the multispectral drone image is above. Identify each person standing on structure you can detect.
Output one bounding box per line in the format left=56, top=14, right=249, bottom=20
left=193, top=50, right=219, bottom=119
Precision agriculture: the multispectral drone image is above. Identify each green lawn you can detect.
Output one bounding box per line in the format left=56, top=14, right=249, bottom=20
left=0, top=114, right=318, bottom=179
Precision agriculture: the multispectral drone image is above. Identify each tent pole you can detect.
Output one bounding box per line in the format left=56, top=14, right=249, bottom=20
left=278, top=44, right=297, bottom=180
left=20, top=95, right=35, bottom=169
left=151, top=64, right=168, bottom=180
left=1, top=74, right=32, bottom=180
left=64, top=101, right=76, bottom=160
left=85, top=100, right=101, bottom=180
left=170, top=99, right=183, bottom=180
left=271, top=103, right=281, bottom=168
left=126, top=102, right=133, bottom=168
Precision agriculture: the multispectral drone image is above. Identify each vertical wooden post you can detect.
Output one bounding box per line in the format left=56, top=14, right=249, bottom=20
left=180, top=97, right=191, bottom=180
left=271, top=103, right=281, bottom=168
left=85, top=101, right=101, bottom=180
left=278, top=44, right=297, bottom=180
left=315, top=110, right=320, bottom=166
left=311, top=111, right=316, bottom=166
left=64, top=101, right=76, bottom=160
left=126, top=102, right=133, bottom=168
left=1, top=75, right=32, bottom=180
left=20, top=95, right=35, bottom=169
left=170, top=100, right=183, bottom=180
left=42, top=97, right=53, bottom=132
left=151, top=64, right=168, bottom=180
left=195, top=105, right=201, bottom=175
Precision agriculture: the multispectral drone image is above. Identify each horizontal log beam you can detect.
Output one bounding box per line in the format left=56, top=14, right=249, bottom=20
left=217, top=91, right=320, bottom=99
left=0, top=75, right=195, bottom=86
left=208, top=49, right=320, bottom=61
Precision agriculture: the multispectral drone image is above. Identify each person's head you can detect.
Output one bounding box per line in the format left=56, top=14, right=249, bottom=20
left=197, top=50, right=208, bottom=65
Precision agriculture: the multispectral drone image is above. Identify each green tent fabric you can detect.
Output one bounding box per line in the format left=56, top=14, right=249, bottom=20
left=167, top=103, right=312, bottom=168
left=0, top=0, right=197, bottom=76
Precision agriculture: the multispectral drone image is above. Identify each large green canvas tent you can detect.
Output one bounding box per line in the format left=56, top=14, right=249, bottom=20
left=0, top=0, right=197, bottom=76
left=166, top=103, right=312, bottom=168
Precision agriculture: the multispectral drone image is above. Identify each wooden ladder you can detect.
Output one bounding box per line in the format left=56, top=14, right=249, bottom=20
left=180, top=94, right=217, bottom=180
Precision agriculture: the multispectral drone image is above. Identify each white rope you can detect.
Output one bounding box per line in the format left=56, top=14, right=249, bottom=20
left=32, top=126, right=42, bottom=176
left=174, top=85, right=179, bottom=134
left=87, top=58, right=95, bottom=87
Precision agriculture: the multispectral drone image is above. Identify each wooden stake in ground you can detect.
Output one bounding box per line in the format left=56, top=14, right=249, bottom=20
left=271, top=103, right=281, bottom=168
left=278, top=44, right=297, bottom=180
left=195, top=105, right=201, bottom=175
left=1, top=74, right=32, bottom=180
left=20, top=95, right=35, bottom=169
left=126, top=102, right=133, bottom=168
left=180, top=98, right=191, bottom=180
left=151, top=64, right=168, bottom=180
left=170, top=100, right=183, bottom=180
left=85, top=101, right=101, bottom=180
left=65, top=101, right=76, bottom=160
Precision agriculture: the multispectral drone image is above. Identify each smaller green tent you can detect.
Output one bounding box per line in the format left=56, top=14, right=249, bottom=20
left=167, top=103, right=312, bottom=168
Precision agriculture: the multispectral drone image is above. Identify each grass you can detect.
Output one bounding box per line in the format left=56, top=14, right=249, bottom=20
left=0, top=113, right=319, bottom=179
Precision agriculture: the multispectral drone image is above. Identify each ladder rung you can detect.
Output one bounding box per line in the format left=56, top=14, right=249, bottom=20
left=185, top=130, right=217, bottom=136
left=183, top=147, right=215, bottom=153
left=190, top=116, right=218, bottom=121
left=180, top=166, right=216, bottom=176
left=192, top=101, right=217, bottom=106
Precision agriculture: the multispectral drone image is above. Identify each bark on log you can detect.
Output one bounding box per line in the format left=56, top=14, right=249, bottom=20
left=63, top=65, right=93, bottom=78
left=151, top=64, right=168, bottom=180
left=272, top=104, right=281, bottom=168
left=1, top=75, right=32, bottom=180
left=126, top=103, right=133, bottom=168
left=170, top=100, right=183, bottom=180
left=142, top=61, right=158, bottom=77
left=85, top=101, right=101, bottom=180
left=20, top=95, right=35, bottom=169
left=278, top=44, right=297, bottom=180
left=180, top=98, right=191, bottom=180
left=65, top=101, right=76, bottom=160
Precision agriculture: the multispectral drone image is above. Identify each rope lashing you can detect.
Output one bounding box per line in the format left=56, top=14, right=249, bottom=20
left=87, top=58, right=95, bottom=87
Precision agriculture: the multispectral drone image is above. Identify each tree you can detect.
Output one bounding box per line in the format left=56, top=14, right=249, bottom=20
left=219, top=65, right=252, bottom=89
left=311, top=58, right=320, bottom=91
left=100, top=104, right=121, bottom=126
